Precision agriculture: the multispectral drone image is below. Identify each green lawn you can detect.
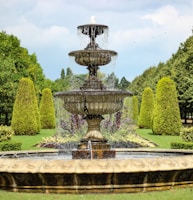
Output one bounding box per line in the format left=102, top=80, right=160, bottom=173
left=11, top=129, right=55, bottom=150
left=9, top=128, right=184, bottom=150
left=0, top=187, right=193, bottom=200
left=136, top=129, right=183, bottom=149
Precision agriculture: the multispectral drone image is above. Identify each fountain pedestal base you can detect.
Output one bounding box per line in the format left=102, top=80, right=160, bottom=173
left=72, top=138, right=116, bottom=159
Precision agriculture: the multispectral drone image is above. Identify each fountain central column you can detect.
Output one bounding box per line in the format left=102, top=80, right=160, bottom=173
left=84, top=115, right=104, bottom=140
left=59, top=20, right=132, bottom=159
left=72, top=114, right=115, bottom=159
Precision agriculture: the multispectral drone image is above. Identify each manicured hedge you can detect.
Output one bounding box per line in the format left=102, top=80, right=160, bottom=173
left=138, top=87, right=154, bottom=129
left=152, top=77, right=181, bottom=135
left=40, top=88, right=56, bottom=129
left=171, top=142, right=193, bottom=149
left=0, top=142, right=22, bottom=151
left=11, top=78, right=40, bottom=135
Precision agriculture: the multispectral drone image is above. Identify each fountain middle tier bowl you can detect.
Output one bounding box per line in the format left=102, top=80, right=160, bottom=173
left=55, top=90, right=132, bottom=115
left=69, top=50, right=117, bottom=66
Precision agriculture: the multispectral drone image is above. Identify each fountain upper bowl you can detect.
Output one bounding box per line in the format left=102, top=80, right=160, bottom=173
left=69, top=50, right=117, bottom=67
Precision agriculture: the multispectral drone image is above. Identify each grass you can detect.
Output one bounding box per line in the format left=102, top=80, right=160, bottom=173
left=136, top=129, right=183, bottom=149
left=0, top=187, right=193, bottom=200
left=11, top=129, right=55, bottom=150
left=8, top=128, right=185, bottom=150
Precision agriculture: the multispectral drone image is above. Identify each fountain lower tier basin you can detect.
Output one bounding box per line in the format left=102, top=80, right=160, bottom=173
left=55, top=90, right=132, bottom=115
left=0, top=149, right=193, bottom=193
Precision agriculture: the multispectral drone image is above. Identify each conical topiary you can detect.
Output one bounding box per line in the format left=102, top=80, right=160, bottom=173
left=40, top=88, right=56, bottom=129
left=138, top=87, right=154, bottom=128
left=11, top=77, right=40, bottom=135
left=132, top=96, right=139, bottom=125
left=152, top=77, right=181, bottom=135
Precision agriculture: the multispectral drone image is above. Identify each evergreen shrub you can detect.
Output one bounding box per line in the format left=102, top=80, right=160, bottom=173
left=11, top=78, right=40, bottom=135
left=0, top=125, right=14, bottom=142
left=152, top=77, right=181, bottom=135
left=138, top=87, right=154, bottom=128
left=181, top=127, right=193, bottom=142
left=40, top=88, right=56, bottom=129
left=171, top=142, right=193, bottom=149
left=0, top=142, right=22, bottom=151
left=132, top=96, right=139, bottom=125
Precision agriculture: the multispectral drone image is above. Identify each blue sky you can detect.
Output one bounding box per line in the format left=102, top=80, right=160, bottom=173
left=1, top=0, right=193, bottom=81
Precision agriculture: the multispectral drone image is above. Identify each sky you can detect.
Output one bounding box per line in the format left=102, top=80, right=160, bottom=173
left=0, top=0, right=193, bottom=82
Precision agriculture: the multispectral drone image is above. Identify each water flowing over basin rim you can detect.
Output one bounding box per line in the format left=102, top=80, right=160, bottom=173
left=55, top=90, right=132, bottom=114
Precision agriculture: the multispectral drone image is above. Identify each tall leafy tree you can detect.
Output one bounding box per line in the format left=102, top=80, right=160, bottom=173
left=11, top=78, right=40, bottom=135
left=60, top=68, right=65, bottom=79
left=40, top=88, right=56, bottom=129
left=66, top=67, right=73, bottom=77
left=152, top=77, right=181, bottom=135
left=118, top=76, right=130, bottom=90
left=0, top=31, right=46, bottom=125
left=138, top=87, right=154, bottom=128
left=0, top=56, right=17, bottom=124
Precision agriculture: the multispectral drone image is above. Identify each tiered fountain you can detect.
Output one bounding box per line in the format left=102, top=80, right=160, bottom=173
left=0, top=18, right=193, bottom=194
left=55, top=19, right=132, bottom=159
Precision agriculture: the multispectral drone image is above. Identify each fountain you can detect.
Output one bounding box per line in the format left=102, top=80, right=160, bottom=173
left=55, top=19, right=132, bottom=159
left=0, top=18, right=193, bottom=194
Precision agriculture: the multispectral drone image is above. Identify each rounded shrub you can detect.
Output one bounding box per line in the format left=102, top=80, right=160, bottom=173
left=11, top=77, right=40, bottom=135
left=132, top=96, right=139, bottom=125
left=152, top=77, right=181, bottom=135
left=0, top=125, right=14, bottom=142
left=40, top=88, right=56, bottom=129
left=181, top=127, right=193, bottom=142
left=138, top=87, right=154, bottom=128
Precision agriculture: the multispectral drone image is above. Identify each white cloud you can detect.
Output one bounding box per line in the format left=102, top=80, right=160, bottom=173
left=142, top=5, right=178, bottom=25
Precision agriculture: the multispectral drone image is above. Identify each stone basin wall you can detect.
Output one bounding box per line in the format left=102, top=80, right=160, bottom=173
left=0, top=149, right=193, bottom=193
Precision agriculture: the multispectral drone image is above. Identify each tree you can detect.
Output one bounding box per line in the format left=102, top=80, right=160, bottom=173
left=0, top=31, right=46, bottom=125
left=0, top=56, right=18, bottom=124
left=11, top=78, right=40, bottom=135
left=66, top=67, right=73, bottom=77
left=60, top=68, right=65, bottom=79
left=138, top=87, right=154, bottom=128
left=152, top=77, right=181, bottom=135
left=40, top=88, right=56, bottom=129
left=118, top=76, right=130, bottom=90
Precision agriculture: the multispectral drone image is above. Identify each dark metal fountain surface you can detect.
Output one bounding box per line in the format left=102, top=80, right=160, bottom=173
left=55, top=19, right=132, bottom=159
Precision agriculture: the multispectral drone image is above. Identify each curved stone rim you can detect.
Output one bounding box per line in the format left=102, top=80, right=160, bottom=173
left=0, top=149, right=193, bottom=173
left=55, top=90, right=132, bottom=97
left=69, top=50, right=117, bottom=57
